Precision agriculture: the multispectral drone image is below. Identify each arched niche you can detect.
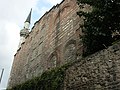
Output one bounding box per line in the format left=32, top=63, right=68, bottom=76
left=64, top=40, right=76, bottom=63
left=54, top=2, right=71, bottom=24
left=60, top=2, right=71, bottom=13
left=48, top=51, right=58, bottom=69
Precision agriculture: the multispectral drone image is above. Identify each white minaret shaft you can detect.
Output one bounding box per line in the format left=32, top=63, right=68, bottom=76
left=24, top=22, right=30, bottom=29
left=18, top=9, right=32, bottom=48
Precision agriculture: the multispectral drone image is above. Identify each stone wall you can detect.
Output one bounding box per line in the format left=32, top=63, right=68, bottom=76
left=64, top=42, right=120, bottom=90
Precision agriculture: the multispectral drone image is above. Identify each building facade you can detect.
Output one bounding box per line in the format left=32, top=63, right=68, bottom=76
left=8, top=0, right=92, bottom=88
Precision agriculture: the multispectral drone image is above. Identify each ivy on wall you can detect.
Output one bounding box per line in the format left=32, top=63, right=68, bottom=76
left=7, top=64, right=69, bottom=90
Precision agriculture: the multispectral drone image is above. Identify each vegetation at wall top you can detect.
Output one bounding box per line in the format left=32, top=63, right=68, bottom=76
left=77, top=0, right=120, bottom=56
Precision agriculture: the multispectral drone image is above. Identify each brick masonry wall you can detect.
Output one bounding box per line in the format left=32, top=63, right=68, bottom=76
left=8, top=0, right=84, bottom=88
left=64, top=42, right=120, bottom=90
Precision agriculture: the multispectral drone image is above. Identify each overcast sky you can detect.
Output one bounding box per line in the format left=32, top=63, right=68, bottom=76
left=0, top=0, right=62, bottom=89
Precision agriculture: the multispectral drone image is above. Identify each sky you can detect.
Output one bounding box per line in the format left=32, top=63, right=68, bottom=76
left=0, top=0, right=62, bottom=89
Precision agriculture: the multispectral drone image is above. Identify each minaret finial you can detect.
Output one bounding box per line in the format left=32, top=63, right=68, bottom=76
left=25, top=8, right=32, bottom=23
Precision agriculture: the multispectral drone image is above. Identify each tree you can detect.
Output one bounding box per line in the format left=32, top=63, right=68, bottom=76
left=77, top=0, right=120, bottom=56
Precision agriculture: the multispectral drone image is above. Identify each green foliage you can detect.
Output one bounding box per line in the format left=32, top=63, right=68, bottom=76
left=77, top=0, right=120, bottom=56
left=7, top=65, right=69, bottom=90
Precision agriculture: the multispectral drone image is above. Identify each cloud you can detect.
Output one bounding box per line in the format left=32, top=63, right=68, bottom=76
left=33, top=0, right=62, bottom=22
left=0, top=0, right=38, bottom=26
left=0, top=21, right=20, bottom=89
left=46, top=0, right=62, bottom=5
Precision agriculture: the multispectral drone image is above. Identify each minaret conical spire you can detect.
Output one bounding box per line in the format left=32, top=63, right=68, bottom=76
left=25, top=8, right=32, bottom=23
left=24, top=9, right=32, bottom=29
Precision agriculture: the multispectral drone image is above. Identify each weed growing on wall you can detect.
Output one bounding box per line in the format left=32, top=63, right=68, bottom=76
left=7, top=64, right=70, bottom=90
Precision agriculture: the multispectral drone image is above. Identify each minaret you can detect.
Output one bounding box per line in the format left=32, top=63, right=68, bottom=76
left=18, top=9, right=32, bottom=48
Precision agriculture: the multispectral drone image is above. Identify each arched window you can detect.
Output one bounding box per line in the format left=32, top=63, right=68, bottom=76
left=48, top=52, right=58, bottom=69
left=49, top=55, right=57, bottom=68
left=64, top=40, right=76, bottom=63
